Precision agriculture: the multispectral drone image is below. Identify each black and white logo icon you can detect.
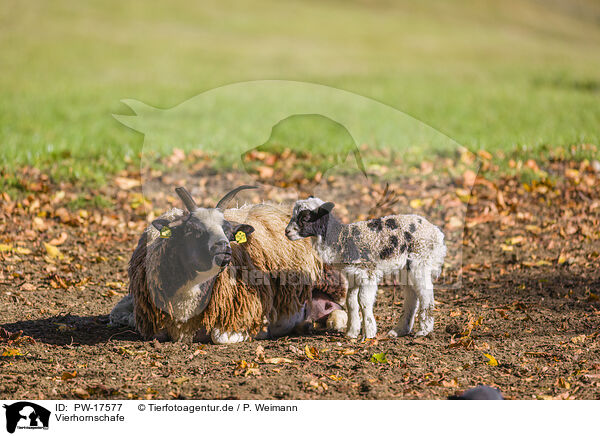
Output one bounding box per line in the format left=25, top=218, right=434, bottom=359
left=3, top=402, right=50, bottom=434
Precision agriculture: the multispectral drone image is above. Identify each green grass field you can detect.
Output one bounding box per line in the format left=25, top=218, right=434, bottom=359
left=1, top=0, right=599, bottom=184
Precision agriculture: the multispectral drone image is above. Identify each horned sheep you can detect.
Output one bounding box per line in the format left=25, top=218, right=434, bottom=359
left=110, top=186, right=347, bottom=343
left=285, top=197, right=446, bottom=339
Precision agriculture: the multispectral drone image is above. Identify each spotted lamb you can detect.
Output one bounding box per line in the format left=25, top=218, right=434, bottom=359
left=285, top=197, right=446, bottom=338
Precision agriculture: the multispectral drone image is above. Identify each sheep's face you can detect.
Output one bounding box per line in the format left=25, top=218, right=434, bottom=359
left=286, top=197, right=335, bottom=240
left=153, top=208, right=255, bottom=273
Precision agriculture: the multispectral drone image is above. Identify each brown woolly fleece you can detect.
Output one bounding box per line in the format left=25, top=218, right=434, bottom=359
left=129, top=203, right=332, bottom=342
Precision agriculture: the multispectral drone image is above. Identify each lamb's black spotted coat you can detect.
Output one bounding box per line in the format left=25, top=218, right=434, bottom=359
left=321, top=214, right=440, bottom=268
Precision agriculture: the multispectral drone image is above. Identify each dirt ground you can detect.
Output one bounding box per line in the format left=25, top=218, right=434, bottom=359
left=1, top=155, right=599, bottom=400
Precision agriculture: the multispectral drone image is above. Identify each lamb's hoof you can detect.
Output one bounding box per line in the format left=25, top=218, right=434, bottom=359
left=326, top=309, right=347, bottom=332
left=414, top=329, right=433, bottom=337
left=346, top=328, right=360, bottom=339
left=364, top=326, right=377, bottom=339
left=211, top=329, right=249, bottom=344
left=388, top=327, right=411, bottom=337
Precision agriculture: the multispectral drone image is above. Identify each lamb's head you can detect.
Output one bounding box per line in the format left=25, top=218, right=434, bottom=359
left=152, top=186, right=256, bottom=275
left=285, top=197, right=335, bottom=241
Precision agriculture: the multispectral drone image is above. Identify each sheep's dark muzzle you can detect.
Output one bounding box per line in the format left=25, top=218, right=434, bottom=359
left=213, top=252, right=232, bottom=267
left=210, top=241, right=232, bottom=267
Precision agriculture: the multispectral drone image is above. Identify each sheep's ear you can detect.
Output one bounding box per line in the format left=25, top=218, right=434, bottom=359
left=152, top=219, right=171, bottom=231
left=311, top=202, right=335, bottom=220
left=152, top=218, right=184, bottom=231
left=229, top=223, right=255, bottom=243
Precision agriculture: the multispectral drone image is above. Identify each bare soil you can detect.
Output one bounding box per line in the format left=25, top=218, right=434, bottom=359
left=1, top=157, right=599, bottom=400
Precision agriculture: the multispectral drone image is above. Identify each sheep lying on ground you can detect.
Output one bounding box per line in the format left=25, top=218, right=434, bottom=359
left=285, top=197, right=446, bottom=338
left=110, top=186, right=347, bottom=343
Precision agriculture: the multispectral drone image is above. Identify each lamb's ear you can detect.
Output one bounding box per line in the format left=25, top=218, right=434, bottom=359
left=228, top=223, right=255, bottom=242
left=310, top=202, right=335, bottom=221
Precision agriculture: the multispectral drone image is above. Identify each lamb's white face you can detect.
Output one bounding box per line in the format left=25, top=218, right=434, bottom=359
left=285, top=197, right=325, bottom=240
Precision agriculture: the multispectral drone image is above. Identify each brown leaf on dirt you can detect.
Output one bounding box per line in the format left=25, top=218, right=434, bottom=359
left=44, top=243, right=64, bottom=260
left=14, top=246, right=32, bottom=255
left=74, top=388, right=90, bottom=399
left=257, top=166, right=275, bottom=179
left=0, top=329, right=35, bottom=345
left=234, top=360, right=261, bottom=377
left=0, top=244, right=31, bottom=255
left=557, top=377, right=571, bottom=389
left=53, top=207, right=73, bottom=224
left=61, top=371, right=77, bottom=381
left=255, top=344, right=265, bottom=361
left=506, top=236, right=525, bottom=245
left=173, top=376, right=189, bottom=385
left=49, top=232, right=68, bottom=246
left=48, top=274, right=69, bottom=289
left=304, top=344, right=319, bottom=360
left=462, top=169, right=477, bottom=187
left=263, top=357, right=294, bottom=364
left=114, top=177, right=141, bottom=190
left=462, top=315, right=483, bottom=337
left=306, top=379, right=328, bottom=392
left=188, top=345, right=207, bottom=359
left=525, top=224, right=542, bottom=234
left=1, top=347, right=24, bottom=357
left=32, top=217, right=49, bottom=232
left=483, top=353, right=499, bottom=366
left=441, top=379, right=459, bottom=388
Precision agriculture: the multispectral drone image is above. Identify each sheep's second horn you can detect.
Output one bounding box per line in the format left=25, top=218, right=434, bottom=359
left=216, top=185, right=258, bottom=210
left=175, top=187, right=199, bottom=212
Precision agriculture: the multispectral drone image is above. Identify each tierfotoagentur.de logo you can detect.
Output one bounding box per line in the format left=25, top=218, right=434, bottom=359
left=2, top=402, right=50, bottom=434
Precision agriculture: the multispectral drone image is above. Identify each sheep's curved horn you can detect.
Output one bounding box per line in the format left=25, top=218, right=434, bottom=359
left=216, top=185, right=258, bottom=210
left=175, top=187, right=199, bottom=212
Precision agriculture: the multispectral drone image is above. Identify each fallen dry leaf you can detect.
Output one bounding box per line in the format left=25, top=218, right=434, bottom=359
left=483, top=353, right=499, bottom=366
left=74, top=388, right=90, bottom=399
left=263, top=357, right=294, bottom=364
left=49, top=232, right=68, bottom=246
left=1, top=347, right=24, bottom=357
left=173, top=376, right=189, bottom=385
left=61, top=371, right=77, bottom=381
left=114, top=177, right=141, bottom=190
left=304, top=344, right=319, bottom=360
left=44, top=242, right=64, bottom=260
left=370, top=352, right=388, bottom=364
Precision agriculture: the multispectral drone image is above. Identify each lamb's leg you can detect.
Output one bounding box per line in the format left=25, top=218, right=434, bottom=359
left=411, top=268, right=435, bottom=336
left=388, top=285, right=419, bottom=337
left=345, top=286, right=361, bottom=338
left=358, top=280, right=378, bottom=339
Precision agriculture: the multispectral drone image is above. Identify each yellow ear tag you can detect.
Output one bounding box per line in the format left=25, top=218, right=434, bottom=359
left=235, top=230, right=247, bottom=244
left=159, top=226, right=172, bottom=238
